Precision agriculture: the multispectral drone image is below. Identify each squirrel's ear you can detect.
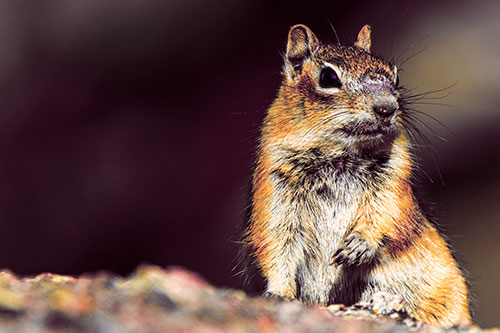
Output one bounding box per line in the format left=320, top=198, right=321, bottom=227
left=284, top=24, right=319, bottom=80
left=354, top=25, right=371, bottom=53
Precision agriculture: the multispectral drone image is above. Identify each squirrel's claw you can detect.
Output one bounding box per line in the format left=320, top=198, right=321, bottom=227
left=262, top=291, right=295, bottom=302
left=330, top=232, right=376, bottom=266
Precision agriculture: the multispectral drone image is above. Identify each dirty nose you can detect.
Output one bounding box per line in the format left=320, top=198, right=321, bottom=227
left=373, top=104, right=396, bottom=118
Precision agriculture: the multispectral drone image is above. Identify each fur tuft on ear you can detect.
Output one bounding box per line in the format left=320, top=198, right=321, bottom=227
left=354, top=25, right=371, bottom=53
left=284, top=24, right=319, bottom=81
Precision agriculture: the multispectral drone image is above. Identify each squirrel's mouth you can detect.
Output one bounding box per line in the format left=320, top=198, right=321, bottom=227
left=337, top=122, right=400, bottom=153
left=340, top=121, right=398, bottom=138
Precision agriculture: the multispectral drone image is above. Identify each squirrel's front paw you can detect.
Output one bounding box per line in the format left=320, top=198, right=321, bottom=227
left=330, top=232, right=376, bottom=266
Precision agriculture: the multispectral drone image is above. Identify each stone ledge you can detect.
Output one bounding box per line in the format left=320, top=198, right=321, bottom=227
left=0, top=265, right=493, bottom=332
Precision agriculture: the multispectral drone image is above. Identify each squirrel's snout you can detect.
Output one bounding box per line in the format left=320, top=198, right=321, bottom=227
left=370, top=87, right=398, bottom=122
left=373, top=104, right=396, bottom=119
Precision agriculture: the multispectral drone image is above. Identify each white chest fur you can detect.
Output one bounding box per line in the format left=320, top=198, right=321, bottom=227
left=268, top=167, right=365, bottom=304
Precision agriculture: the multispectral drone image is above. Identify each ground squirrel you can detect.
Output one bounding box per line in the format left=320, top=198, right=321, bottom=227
left=244, top=24, right=471, bottom=327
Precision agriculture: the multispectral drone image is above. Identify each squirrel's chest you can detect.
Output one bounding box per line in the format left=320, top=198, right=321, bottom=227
left=269, top=169, right=364, bottom=244
left=269, top=170, right=366, bottom=303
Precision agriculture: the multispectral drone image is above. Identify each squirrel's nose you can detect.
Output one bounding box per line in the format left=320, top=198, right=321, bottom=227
left=373, top=104, right=396, bottom=118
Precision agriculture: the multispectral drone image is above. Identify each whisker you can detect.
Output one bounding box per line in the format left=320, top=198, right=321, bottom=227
left=404, top=113, right=451, bottom=144
left=409, top=102, right=453, bottom=108
left=325, top=17, right=341, bottom=45
left=399, top=44, right=429, bottom=67
left=429, top=150, right=445, bottom=186
left=395, top=35, right=430, bottom=65
left=401, top=81, right=458, bottom=99
left=404, top=92, right=452, bottom=101
left=402, top=125, right=435, bottom=183
left=389, top=4, right=412, bottom=55
left=407, top=108, right=456, bottom=138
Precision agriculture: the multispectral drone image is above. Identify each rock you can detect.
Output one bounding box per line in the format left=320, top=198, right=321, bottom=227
left=0, top=265, right=489, bottom=332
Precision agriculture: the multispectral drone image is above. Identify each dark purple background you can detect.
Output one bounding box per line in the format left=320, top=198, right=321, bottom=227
left=0, top=0, right=498, bottom=327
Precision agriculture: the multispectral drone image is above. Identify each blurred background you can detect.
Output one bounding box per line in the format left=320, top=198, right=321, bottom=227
left=0, top=0, right=498, bottom=327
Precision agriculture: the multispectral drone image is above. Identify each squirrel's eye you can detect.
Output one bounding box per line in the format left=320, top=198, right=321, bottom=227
left=319, top=67, right=342, bottom=89
left=395, top=75, right=400, bottom=87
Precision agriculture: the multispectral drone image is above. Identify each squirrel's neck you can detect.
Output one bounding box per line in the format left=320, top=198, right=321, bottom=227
left=260, top=131, right=413, bottom=184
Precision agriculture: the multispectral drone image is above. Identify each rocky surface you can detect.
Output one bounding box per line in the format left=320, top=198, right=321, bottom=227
left=0, top=265, right=494, bottom=332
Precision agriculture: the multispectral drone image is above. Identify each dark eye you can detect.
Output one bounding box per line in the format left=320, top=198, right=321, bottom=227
left=395, top=75, right=400, bottom=87
left=319, top=67, right=342, bottom=89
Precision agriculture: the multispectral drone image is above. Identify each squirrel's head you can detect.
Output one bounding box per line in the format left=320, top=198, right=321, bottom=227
left=270, top=24, right=403, bottom=154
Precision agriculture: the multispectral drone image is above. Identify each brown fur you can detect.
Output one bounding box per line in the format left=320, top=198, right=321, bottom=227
left=244, top=24, right=471, bottom=327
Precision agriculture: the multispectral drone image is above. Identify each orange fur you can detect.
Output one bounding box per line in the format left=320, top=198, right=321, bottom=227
left=244, top=24, right=471, bottom=327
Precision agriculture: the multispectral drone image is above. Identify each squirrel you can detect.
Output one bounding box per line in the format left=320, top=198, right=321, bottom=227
left=244, top=24, right=471, bottom=327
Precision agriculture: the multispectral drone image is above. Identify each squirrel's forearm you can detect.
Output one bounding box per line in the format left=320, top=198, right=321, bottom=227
left=337, top=181, right=421, bottom=263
